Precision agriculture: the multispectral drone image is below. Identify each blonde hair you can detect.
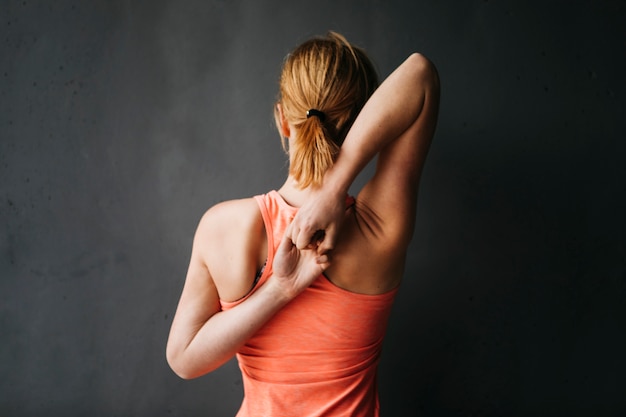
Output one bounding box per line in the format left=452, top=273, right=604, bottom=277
left=275, top=32, right=378, bottom=189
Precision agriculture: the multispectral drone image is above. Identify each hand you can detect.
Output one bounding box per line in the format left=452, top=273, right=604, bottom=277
left=288, top=187, right=346, bottom=253
left=271, top=223, right=330, bottom=300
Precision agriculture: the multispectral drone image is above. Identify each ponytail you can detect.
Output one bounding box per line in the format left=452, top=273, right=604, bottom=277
left=290, top=116, right=339, bottom=189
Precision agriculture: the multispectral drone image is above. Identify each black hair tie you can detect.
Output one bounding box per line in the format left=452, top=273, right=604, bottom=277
left=306, top=109, right=326, bottom=122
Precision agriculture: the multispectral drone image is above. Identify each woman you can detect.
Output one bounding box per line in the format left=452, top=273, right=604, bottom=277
left=166, top=32, right=439, bottom=416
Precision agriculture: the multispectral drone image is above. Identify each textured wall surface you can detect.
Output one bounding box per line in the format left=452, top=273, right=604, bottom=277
left=1, top=1, right=624, bottom=416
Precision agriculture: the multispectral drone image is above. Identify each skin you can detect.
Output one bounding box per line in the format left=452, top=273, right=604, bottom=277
left=166, top=52, right=440, bottom=380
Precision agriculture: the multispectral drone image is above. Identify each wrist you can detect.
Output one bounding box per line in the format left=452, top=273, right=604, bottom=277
left=320, top=163, right=352, bottom=197
left=264, top=275, right=298, bottom=305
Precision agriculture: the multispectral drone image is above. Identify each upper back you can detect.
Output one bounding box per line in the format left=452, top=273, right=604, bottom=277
left=205, top=190, right=409, bottom=302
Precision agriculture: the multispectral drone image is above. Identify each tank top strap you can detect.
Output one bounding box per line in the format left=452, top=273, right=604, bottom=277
left=345, top=195, right=356, bottom=209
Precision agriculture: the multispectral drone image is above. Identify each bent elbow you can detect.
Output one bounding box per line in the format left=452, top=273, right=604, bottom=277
left=172, top=368, right=196, bottom=380
left=166, top=344, right=226, bottom=380
left=406, top=53, right=440, bottom=88
left=167, top=358, right=197, bottom=380
left=166, top=345, right=195, bottom=380
left=167, top=359, right=191, bottom=380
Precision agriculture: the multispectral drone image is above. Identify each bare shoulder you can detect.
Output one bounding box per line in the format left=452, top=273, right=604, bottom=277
left=196, top=197, right=267, bottom=302
left=199, top=198, right=261, bottom=232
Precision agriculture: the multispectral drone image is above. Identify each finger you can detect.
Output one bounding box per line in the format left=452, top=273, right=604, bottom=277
left=285, top=220, right=297, bottom=243
left=278, top=225, right=296, bottom=253
left=317, top=226, right=336, bottom=254
left=316, top=254, right=330, bottom=270
left=300, top=230, right=321, bottom=251
left=316, top=253, right=329, bottom=264
left=295, top=223, right=314, bottom=250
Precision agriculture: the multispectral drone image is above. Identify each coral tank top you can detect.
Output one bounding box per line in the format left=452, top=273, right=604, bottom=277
left=220, top=190, right=398, bottom=417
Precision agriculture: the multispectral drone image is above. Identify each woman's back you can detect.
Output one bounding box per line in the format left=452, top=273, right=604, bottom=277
left=218, top=190, right=397, bottom=416
left=166, top=32, right=440, bottom=416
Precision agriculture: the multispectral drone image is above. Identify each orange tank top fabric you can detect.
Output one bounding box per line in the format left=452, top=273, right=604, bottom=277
left=220, top=190, right=398, bottom=417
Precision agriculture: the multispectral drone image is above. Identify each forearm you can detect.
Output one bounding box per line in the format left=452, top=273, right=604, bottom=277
left=323, top=53, right=438, bottom=194
left=167, top=278, right=290, bottom=379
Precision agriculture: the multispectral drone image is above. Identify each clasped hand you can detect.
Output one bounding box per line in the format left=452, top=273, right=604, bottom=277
left=271, top=189, right=346, bottom=299
left=271, top=222, right=329, bottom=300
left=286, top=187, right=346, bottom=253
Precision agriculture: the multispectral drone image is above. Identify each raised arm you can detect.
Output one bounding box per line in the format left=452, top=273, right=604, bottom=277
left=290, top=53, right=440, bottom=251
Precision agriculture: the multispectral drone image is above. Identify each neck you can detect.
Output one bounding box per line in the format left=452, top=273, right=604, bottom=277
left=277, top=176, right=316, bottom=207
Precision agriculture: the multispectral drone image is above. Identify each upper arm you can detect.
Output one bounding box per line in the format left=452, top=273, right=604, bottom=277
left=357, top=54, right=440, bottom=247
left=168, top=198, right=265, bottom=334
left=167, top=212, right=221, bottom=364
left=166, top=198, right=266, bottom=376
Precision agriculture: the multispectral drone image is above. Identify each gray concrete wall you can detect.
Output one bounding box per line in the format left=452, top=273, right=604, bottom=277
left=1, top=0, right=624, bottom=415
